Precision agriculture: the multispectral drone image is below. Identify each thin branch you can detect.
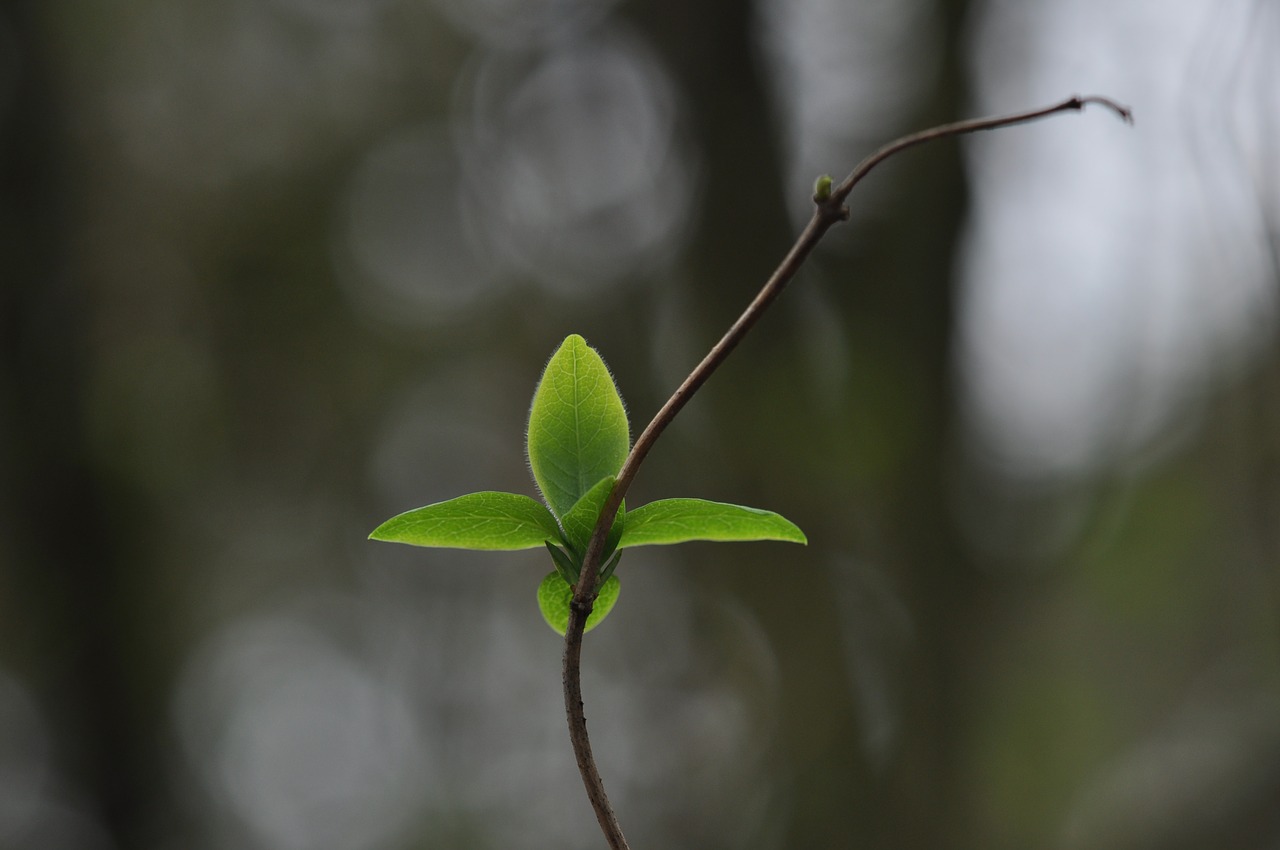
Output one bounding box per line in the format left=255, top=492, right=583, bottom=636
left=562, top=93, right=1131, bottom=850
left=830, top=94, right=1131, bottom=205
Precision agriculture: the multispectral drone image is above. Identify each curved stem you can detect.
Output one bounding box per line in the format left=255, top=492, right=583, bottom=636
left=563, top=600, right=628, bottom=848
left=561, top=93, right=1131, bottom=849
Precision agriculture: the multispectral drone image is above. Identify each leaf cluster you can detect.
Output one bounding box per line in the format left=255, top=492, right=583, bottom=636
left=371, top=334, right=805, bottom=633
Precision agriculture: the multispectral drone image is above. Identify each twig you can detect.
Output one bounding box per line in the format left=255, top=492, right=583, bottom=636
left=562, top=93, right=1131, bottom=850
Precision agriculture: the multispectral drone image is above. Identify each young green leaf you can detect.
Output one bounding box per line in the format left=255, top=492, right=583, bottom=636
left=537, top=571, right=621, bottom=636
left=618, top=498, right=807, bottom=548
left=598, top=549, right=622, bottom=584
left=370, top=492, right=561, bottom=550
left=546, top=541, right=580, bottom=584
left=527, top=335, right=630, bottom=519
left=560, top=476, right=625, bottom=557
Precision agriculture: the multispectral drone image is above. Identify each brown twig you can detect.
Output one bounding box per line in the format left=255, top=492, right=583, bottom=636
left=562, top=93, right=1131, bottom=850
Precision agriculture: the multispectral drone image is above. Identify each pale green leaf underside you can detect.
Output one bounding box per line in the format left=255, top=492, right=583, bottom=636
left=619, top=498, right=807, bottom=548
left=537, top=572, right=620, bottom=635
left=561, top=475, right=625, bottom=555
left=369, top=492, right=561, bottom=550
left=527, top=334, right=630, bottom=519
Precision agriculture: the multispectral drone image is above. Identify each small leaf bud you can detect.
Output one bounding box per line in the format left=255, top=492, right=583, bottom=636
left=813, top=174, right=833, bottom=202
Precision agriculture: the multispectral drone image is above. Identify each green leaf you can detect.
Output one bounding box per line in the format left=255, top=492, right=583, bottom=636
left=545, top=540, right=580, bottom=584
left=370, top=492, right=561, bottom=550
left=527, top=334, right=630, bottom=519
left=537, top=571, right=621, bottom=636
left=618, top=498, right=807, bottom=548
left=598, top=549, right=622, bottom=584
left=560, top=476, right=625, bottom=556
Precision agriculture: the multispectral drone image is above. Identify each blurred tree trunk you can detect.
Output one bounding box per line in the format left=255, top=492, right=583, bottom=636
left=885, top=6, right=979, bottom=849
left=632, top=0, right=982, bottom=846
left=0, top=3, right=152, bottom=846
left=813, top=0, right=982, bottom=844
left=626, top=0, right=794, bottom=323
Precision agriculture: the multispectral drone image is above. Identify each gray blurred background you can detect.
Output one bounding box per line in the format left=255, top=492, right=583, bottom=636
left=2, top=0, right=1279, bottom=848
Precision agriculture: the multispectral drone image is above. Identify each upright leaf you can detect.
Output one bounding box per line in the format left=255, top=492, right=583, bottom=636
left=527, top=335, right=630, bottom=518
left=619, top=498, right=807, bottom=548
left=370, top=492, right=561, bottom=550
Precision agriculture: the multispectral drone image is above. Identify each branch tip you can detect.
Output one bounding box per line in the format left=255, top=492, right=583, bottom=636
left=1076, top=94, right=1134, bottom=124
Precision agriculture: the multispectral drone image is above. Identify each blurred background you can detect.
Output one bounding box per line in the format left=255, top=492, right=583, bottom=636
left=2, top=0, right=1278, bottom=848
